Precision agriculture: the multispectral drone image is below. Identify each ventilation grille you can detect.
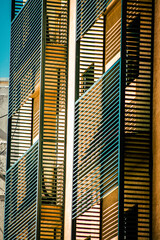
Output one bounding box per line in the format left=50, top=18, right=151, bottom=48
left=4, top=141, right=39, bottom=240
left=9, top=0, right=42, bottom=118
left=73, top=59, right=120, bottom=218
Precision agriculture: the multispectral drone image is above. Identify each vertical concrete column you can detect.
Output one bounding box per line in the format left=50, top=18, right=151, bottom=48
left=152, top=0, right=160, bottom=238
left=64, top=0, right=76, bottom=239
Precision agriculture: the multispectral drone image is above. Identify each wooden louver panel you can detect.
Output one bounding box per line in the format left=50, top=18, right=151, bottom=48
left=40, top=0, right=69, bottom=239
left=122, top=0, right=154, bottom=238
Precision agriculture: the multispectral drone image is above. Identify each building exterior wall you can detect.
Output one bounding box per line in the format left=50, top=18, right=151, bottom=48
left=152, top=0, right=160, bottom=238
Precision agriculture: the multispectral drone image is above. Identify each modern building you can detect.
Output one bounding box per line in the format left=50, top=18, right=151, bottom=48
left=3, top=0, right=160, bottom=239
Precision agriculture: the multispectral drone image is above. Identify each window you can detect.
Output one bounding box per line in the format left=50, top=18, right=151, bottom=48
left=124, top=204, right=138, bottom=239
left=82, top=63, right=94, bottom=94
left=126, top=15, right=140, bottom=85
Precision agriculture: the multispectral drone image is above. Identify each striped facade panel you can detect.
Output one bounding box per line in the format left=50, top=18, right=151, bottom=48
left=76, top=203, right=101, bottom=240
left=40, top=0, right=69, bottom=239
left=4, top=141, right=39, bottom=240
left=9, top=0, right=42, bottom=118
left=102, top=200, right=118, bottom=240
left=104, top=0, right=121, bottom=71
left=123, top=0, right=153, bottom=238
left=12, top=0, right=28, bottom=19
left=78, top=16, right=104, bottom=98
left=73, top=59, right=120, bottom=228
left=10, top=99, right=32, bottom=166
left=76, top=0, right=112, bottom=40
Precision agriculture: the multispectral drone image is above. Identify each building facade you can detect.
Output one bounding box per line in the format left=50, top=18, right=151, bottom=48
left=4, top=0, right=75, bottom=239
left=4, top=0, right=160, bottom=239
left=72, top=0, right=154, bottom=239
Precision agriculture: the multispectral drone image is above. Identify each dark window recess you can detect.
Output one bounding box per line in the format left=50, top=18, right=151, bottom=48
left=126, top=15, right=140, bottom=85
left=82, top=63, right=95, bottom=93
left=124, top=204, right=138, bottom=240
